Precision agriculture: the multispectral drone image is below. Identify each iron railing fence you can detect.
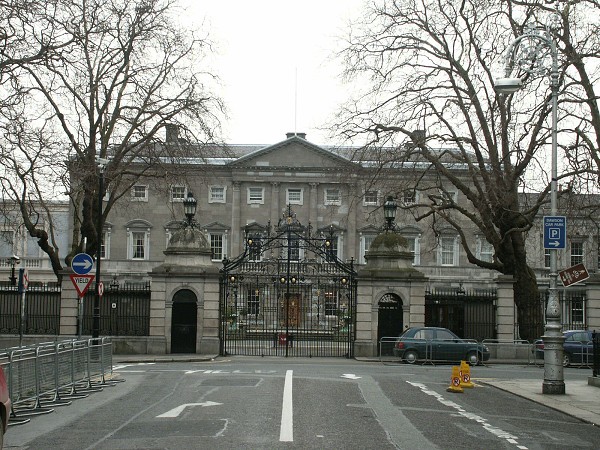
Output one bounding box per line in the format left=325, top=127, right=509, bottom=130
left=0, top=338, right=119, bottom=425
left=425, top=288, right=497, bottom=342
left=0, top=282, right=151, bottom=337
left=519, top=290, right=588, bottom=341
left=83, top=282, right=151, bottom=336
left=0, top=285, right=61, bottom=335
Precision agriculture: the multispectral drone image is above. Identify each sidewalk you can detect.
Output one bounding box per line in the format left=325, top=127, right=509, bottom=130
left=480, top=378, right=600, bottom=426
left=111, top=354, right=600, bottom=426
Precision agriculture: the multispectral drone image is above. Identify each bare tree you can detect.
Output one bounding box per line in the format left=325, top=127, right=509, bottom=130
left=334, top=0, right=593, bottom=340
left=0, top=0, right=225, bottom=280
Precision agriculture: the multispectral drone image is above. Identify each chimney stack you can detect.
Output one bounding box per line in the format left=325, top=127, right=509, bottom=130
left=166, top=124, right=179, bottom=143
left=286, top=132, right=307, bottom=140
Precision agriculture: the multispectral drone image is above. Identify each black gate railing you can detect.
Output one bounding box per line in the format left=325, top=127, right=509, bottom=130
left=83, top=281, right=150, bottom=336
left=524, top=290, right=588, bottom=340
left=0, top=284, right=61, bottom=334
left=220, top=206, right=357, bottom=358
left=425, top=287, right=497, bottom=341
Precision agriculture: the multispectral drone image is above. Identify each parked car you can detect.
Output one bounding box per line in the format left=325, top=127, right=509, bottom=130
left=534, top=330, right=594, bottom=367
left=393, top=326, right=490, bottom=365
left=0, top=366, right=10, bottom=449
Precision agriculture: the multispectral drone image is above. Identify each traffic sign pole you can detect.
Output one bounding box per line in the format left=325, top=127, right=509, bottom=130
left=70, top=274, right=95, bottom=340
left=18, top=268, right=29, bottom=347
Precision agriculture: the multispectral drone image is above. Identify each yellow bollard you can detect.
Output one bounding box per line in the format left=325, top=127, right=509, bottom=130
left=446, top=365, right=464, bottom=393
left=460, top=360, right=475, bottom=388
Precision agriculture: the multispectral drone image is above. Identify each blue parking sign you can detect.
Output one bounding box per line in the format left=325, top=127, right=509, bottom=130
left=543, top=216, right=566, bottom=249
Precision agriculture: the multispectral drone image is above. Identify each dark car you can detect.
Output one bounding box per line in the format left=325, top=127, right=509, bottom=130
left=393, top=326, right=490, bottom=365
left=534, top=330, right=594, bottom=367
left=0, top=366, right=10, bottom=449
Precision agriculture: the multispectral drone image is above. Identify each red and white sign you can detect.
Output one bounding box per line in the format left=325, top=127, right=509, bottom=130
left=18, top=268, right=29, bottom=292
left=70, top=274, right=95, bottom=296
left=559, top=263, right=590, bottom=287
left=98, top=281, right=104, bottom=297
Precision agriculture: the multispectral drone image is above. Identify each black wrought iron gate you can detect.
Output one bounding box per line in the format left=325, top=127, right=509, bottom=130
left=220, top=207, right=357, bottom=357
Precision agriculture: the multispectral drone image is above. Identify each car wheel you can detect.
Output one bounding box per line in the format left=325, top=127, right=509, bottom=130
left=403, top=350, right=418, bottom=364
left=467, top=351, right=480, bottom=366
left=563, top=353, right=571, bottom=367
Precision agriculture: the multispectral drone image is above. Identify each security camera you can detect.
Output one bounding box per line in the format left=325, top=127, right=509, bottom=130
left=95, top=157, right=110, bottom=166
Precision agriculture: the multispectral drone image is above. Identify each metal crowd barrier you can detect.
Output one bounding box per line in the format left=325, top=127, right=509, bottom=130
left=0, top=337, right=121, bottom=426
left=379, top=336, right=489, bottom=365
left=379, top=336, right=539, bottom=365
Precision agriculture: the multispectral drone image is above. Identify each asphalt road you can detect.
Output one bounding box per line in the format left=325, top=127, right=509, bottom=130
left=4, top=358, right=600, bottom=449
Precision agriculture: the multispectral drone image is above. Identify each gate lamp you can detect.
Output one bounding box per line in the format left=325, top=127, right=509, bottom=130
left=495, top=10, right=564, bottom=394
left=183, top=191, right=197, bottom=227
left=383, top=196, right=397, bottom=231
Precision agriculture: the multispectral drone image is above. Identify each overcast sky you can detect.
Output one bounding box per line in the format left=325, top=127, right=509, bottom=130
left=180, top=1, right=365, bottom=146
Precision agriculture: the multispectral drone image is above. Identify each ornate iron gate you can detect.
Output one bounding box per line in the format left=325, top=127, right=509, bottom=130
left=220, top=207, right=357, bottom=357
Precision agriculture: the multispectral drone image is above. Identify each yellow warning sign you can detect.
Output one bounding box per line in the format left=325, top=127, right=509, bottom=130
left=446, top=366, right=464, bottom=393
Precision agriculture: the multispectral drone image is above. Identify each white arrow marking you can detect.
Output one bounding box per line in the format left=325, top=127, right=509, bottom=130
left=157, top=401, right=222, bottom=418
left=73, top=260, right=93, bottom=269
left=341, top=374, right=361, bottom=380
left=549, top=241, right=560, bottom=247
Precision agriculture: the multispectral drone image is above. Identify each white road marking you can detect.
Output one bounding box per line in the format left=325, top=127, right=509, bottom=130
left=156, top=401, right=222, bottom=418
left=279, top=370, right=294, bottom=442
left=341, top=373, right=361, bottom=379
left=407, top=381, right=528, bottom=449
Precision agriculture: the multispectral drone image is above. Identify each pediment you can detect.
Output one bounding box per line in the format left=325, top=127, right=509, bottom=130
left=228, top=136, right=357, bottom=170
left=201, top=221, right=229, bottom=231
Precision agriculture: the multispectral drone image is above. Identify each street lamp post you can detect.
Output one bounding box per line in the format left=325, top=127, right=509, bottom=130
left=495, top=7, right=564, bottom=394
left=93, top=158, right=109, bottom=340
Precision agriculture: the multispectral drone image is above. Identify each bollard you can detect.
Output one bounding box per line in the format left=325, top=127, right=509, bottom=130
left=446, top=365, right=464, bottom=393
left=460, top=361, right=475, bottom=389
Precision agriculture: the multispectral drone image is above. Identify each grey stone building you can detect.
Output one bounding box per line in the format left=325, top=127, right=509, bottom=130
left=3, top=131, right=600, bottom=355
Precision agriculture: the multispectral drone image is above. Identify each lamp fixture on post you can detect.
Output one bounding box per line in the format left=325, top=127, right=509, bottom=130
left=494, top=3, right=564, bottom=395
left=8, top=254, right=20, bottom=286
left=383, top=196, right=398, bottom=231
left=183, top=191, right=197, bottom=227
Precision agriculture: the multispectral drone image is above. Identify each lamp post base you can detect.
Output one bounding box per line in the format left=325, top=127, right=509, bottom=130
left=542, top=331, right=565, bottom=395
left=542, top=380, right=565, bottom=395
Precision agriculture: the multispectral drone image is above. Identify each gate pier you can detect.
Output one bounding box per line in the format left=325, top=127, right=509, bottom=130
left=150, top=226, right=220, bottom=354
left=355, top=232, right=428, bottom=357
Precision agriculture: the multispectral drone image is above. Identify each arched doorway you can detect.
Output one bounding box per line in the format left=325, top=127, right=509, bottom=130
left=377, top=293, right=403, bottom=356
left=171, top=289, right=197, bottom=353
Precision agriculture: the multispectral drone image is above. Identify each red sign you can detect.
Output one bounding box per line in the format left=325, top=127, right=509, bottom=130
left=98, top=281, right=104, bottom=297
left=70, top=274, right=95, bottom=296
left=559, top=263, right=589, bottom=287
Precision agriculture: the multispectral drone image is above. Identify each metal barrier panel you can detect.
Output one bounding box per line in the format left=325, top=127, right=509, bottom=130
left=1, top=338, right=115, bottom=423
left=9, top=347, right=38, bottom=407
left=481, top=340, right=534, bottom=364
